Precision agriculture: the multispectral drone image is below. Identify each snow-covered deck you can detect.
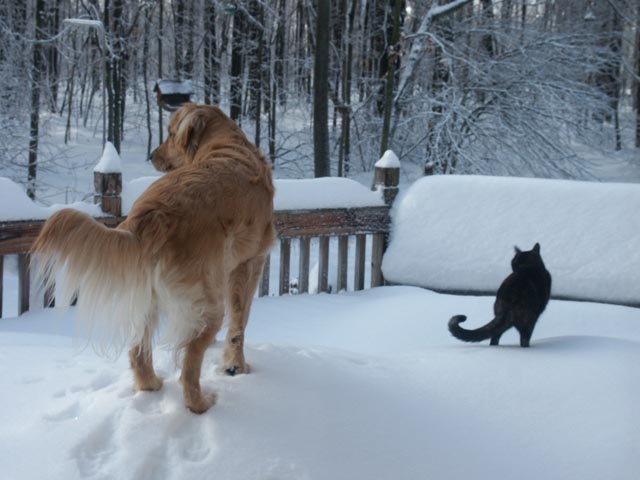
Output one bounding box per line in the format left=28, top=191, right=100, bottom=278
left=0, top=286, right=638, bottom=480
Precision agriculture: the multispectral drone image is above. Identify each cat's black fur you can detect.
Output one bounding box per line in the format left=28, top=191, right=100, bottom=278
left=448, top=243, right=552, bottom=348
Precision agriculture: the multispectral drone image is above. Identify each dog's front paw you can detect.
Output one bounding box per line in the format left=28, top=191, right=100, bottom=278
left=186, top=391, right=217, bottom=414
left=136, top=375, right=163, bottom=392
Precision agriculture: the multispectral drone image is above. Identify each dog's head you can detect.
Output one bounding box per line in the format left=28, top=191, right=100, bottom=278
left=150, top=103, right=232, bottom=172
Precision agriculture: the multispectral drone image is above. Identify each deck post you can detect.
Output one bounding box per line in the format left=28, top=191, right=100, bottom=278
left=371, top=150, right=400, bottom=286
left=94, top=142, right=123, bottom=217
left=94, top=171, right=122, bottom=216
left=373, top=150, right=400, bottom=207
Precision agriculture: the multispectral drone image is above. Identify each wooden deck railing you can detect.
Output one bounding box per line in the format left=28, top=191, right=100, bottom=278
left=0, top=163, right=399, bottom=318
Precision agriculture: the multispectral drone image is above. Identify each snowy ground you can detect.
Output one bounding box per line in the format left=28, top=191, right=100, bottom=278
left=0, top=286, right=638, bottom=480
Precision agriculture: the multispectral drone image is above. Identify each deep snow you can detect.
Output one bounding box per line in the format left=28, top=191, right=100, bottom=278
left=0, top=287, right=638, bottom=480
left=383, top=175, right=640, bottom=306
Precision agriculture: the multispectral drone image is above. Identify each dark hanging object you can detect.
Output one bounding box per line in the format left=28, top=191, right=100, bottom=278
left=153, top=79, right=194, bottom=112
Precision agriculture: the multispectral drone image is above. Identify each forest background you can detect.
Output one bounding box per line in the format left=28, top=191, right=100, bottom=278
left=1, top=0, right=639, bottom=202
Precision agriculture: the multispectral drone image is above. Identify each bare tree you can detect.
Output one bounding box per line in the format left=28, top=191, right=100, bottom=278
left=313, top=0, right=330, bottom=177
left=27, top=0, right=47, bottom=199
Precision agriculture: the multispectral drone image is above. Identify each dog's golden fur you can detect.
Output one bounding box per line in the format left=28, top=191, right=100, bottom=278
left=32, top=104, right=275, bottom=413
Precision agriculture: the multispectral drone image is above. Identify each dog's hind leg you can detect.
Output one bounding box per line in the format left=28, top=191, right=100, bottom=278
left=129, top=305, right=163, bottom=391
left=180, top=305, right=224, bottom=414
left=223, top=255, right=266, bottom=376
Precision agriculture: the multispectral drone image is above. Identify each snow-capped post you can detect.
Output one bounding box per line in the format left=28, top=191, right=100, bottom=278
left=94, top=142, right=123, bottom=217
left=373, top=150, right=400, bottom=207
left=424, top=161, right=436, bottom=176
left=371, top=150, right=400, bottom=287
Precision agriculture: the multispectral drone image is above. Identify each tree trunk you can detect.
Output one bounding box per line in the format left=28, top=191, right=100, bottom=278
left=46, top=0, right=60, bottom=113
left=105, top=0, right=125, bottom=153
left=247, top=0, right=263, bottom=122
left=158, top=0, right=164, bottom=144
left=374, top=0, right=391, bottom=115
left=27, top=0, right=47, bottom=200
left=502, top=0, right=513, bottom=26
left=275, top=0, right=286, bottom=107
left=184, top=1, right=195, bottom=78
left=254, top=3, right=265, bottom=146
left=64, top=55, right=77, bottom=144
left=481, top=0, right=496, bottom=57
left=230, top=6, right=245, bottom=122
left=173, top=0, right=185, bottom=77
left=609, top=10, right=623, bottom=150
left=379, top=0, right=403, bottom=156
left=104, top=0, right=115, bottom=148
left=203, top=1, right=218, bottom=105
left=268, top=5, right=279, bottom=165
left=313, top=0, right=331, bottom=177
left=338, top=0, right=355, bottom=177
left=635, top=9, right=640, bottom=148
left=143, top=5, right=152, bottom=158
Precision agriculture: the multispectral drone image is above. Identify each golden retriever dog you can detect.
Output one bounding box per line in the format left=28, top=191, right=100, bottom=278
left=32, top=104, right=275, bottom=413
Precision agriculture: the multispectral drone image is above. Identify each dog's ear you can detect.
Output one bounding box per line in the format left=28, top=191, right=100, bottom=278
left=175, top=106, right=209, bottom=156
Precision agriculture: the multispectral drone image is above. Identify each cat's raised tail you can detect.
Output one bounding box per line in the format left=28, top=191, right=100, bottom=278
left=448, top=314, right=507, bottom=344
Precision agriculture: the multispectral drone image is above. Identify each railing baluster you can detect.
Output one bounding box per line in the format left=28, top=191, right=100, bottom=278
left=371, top=234, right=384, bottom=288
left=18, top=253, right=30, bottom=315
left=318, top=236, right=330, bottom=293
left=337, top=236, right=349, bottom=292
left=354, top=234, right=366, bottom=291
left=259, top=253, right=270, bottom=297
left=279, top=238, right=291, bottom=295
left=298, top=237, right=310, bottom=294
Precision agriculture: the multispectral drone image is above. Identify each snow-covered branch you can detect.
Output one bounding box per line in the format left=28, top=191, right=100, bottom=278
left=394, top=0, right=473, bottom=105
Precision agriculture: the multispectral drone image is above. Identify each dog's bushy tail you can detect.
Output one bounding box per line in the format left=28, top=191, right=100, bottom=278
left=448, top=314, right=505, bottom=343
left=32, top=209, right=153, bottom=353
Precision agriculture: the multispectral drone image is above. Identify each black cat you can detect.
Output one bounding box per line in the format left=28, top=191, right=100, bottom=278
left=448, top=243, right=552, bottom=348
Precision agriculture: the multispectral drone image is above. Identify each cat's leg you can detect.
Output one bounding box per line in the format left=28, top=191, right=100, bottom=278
left=519, top=331, right=532, bottom=347
left=490, top=326, right=510, bottom=345
left=489, top=317, right=511, bottom=346
left=516, top=322, right=535, bottom=348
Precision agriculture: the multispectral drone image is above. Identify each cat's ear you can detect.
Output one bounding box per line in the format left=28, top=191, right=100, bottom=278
left=533, top=243, right=540, bottom=253
left=514, top=246, right=522, bottom=254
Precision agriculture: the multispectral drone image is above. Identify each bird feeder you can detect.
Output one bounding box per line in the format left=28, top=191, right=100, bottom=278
left=153, top=79, right=194, bottom=112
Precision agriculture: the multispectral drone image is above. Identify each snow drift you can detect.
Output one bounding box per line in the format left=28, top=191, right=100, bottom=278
left=0, top=177, right=102, bottom=222
left=383, top=175, right=640, bottom=306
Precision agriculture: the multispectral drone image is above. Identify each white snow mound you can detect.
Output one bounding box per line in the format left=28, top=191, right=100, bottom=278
left=375, top=150, right=401, bottom=168
left=383, top=175, right=640, bottom=306
left=0, top=177, right=102, bottom=221
left=274, top=177, right=384, bottom=210
left=93, top=142, right=123, bottom=174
